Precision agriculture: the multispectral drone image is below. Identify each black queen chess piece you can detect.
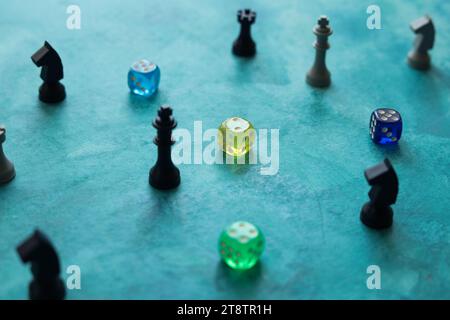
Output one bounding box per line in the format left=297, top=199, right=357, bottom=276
left=0, top=126, right=16, bottom=184
left=306, top=16, right=333, bottom=88
left=149, top=106, right=181, bottom=190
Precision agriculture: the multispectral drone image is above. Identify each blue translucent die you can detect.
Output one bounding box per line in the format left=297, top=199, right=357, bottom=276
left=127, top=59, right=160, bottom=97
left=370, top=108, right=403, bottom=145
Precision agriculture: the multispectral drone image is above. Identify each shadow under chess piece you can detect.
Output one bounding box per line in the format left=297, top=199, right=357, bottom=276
left=408, top=15, right=435, bottom=70
left=0, top=127, right=16, bottom=184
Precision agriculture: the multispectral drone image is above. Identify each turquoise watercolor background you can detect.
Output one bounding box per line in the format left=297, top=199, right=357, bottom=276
left=0, top=0, right=449, bottom=299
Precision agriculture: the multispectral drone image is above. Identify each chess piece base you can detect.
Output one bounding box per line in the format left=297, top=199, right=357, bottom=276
left=29, top=279, right=66, bottom=300
left=149, top=166, right=180, bottom=190
left=39, top=82, right=66, bottom=104
left=306, top=70, right=331, bottom=88
left=408, top=50, right=431, bottom=70
left=360, top=202, right=393, bottom=229
left=232, top=40, right=256, bottom=58
left=0, top=158, right=15, bottom=184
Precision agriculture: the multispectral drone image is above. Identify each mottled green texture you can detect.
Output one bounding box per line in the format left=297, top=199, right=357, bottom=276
left=0, top=0, right=449, bottom=299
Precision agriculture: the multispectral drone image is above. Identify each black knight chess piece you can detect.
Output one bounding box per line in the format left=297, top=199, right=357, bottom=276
left=31, top=41, right=66, bottom=103
left=408, top=15, right=435, bottom=70
left=17, top=230, right=66, bottom=300
left=360, top=159, right=399, bottom=229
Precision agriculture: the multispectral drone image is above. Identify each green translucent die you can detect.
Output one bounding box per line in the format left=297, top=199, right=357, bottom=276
left=218, top=221, right=265, bottom=270
left=218, top=117, right=255, bottom=157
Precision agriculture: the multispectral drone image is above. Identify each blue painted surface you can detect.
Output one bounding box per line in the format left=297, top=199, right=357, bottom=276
left=0, top=0, right=449, bottom=299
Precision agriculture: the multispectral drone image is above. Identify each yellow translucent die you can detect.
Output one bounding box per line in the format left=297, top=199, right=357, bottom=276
left=218, top=117, right=255, bottom=157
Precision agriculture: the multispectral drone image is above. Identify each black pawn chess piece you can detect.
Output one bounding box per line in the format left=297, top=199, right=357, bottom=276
left=31, top=41, right=66, bottom=103
left=232, top=9, right=257, bottom=58
left=360, top=158, right=399, bottom=229
left=408, top=15, right=435, bottom=70
left=306, top=16, right=333, bottom=88
left=16, top=230, right=66, bottom=300
left=0, top=126, right=16, bottom=184
left=149, top=106, right=180, bottom=190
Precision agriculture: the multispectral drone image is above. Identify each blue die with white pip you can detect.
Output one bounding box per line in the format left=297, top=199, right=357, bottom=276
left=128, top=59, right=160, bottom=97
left=370, top=108, right=402, bottom=145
